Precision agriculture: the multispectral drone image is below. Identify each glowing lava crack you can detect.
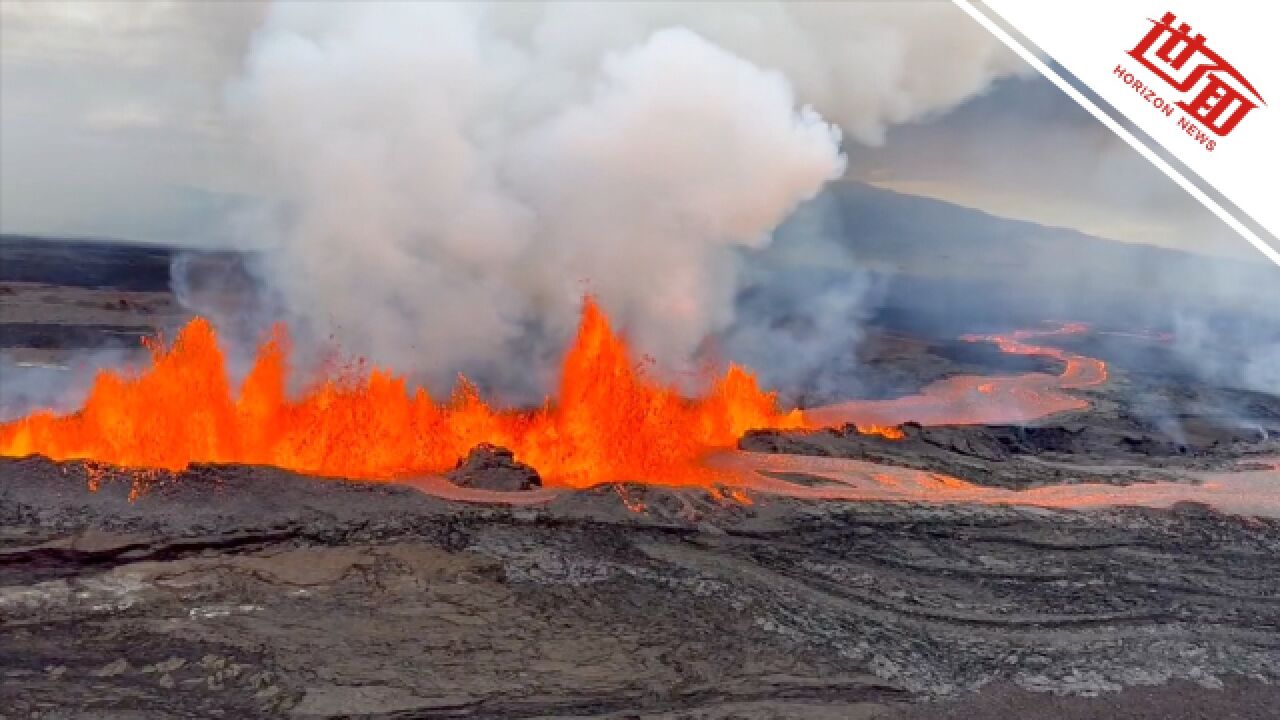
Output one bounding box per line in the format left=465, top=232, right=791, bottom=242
left=0, top=298, right=806, bottom=488
left=0, top=299, right=1107, bottom=491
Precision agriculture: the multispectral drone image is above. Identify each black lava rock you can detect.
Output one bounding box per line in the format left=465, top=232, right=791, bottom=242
left=444, top=444, right=542, bottom=492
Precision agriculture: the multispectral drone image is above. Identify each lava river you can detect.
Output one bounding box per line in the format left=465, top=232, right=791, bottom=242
left=807, top=323, right=1107, bottom=427
left=712, top=454, right=1280, bottom=518
left=1, top=298, right=1107, bottom=491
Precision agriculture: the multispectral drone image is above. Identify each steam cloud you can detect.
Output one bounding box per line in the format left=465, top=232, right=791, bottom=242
left=220, top=1, right=1025, bottom=396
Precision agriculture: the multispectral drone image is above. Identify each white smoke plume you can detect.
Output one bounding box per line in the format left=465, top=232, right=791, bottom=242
left=1172, top=313, right=1280, bottom=397
left=227, top=1, right=1025, bottom=396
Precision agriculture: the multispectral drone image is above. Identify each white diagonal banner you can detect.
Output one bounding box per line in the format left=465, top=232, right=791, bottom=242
left=957, top=0, right=1280, bottom=267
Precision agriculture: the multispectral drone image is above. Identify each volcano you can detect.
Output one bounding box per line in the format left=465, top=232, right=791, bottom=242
left=0, top=295, right=1121, bottom=495
left=0, top=297, right=806, bottom=487
left=2, top=232, right=1278, bottom=719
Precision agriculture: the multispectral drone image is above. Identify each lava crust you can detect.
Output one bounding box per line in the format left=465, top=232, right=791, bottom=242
left=2, top=456, right=1279, bottom=718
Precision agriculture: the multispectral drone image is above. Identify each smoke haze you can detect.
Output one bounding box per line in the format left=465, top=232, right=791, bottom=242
left=222, top=1, right=1026, bottom=394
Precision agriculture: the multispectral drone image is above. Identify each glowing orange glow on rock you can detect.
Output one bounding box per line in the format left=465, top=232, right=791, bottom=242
left=0, top=303, right=1116, bottom=495
left=859, top=424, right=906, bottom=440
left=0, top=298, right=809, bottom=488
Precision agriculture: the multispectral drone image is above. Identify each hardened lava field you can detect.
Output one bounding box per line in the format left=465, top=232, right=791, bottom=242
left=2, top=237, right=1279, bottom=719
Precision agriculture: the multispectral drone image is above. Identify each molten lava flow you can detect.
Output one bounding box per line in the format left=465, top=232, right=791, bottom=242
left=0, top=307, right=1115, bottom=493
left=858, top=424, right=906, bottom=440
left=0, top=298, right=808, bottom=489
left=808, top=323, right=1108, bottom=428
left=714, top=453, right=1280, bottom=518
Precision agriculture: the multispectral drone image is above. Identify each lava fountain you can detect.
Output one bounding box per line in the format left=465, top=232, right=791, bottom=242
left=0, top=297, right=810, bottom=488
left=0, top=300, right=1107, bottom=491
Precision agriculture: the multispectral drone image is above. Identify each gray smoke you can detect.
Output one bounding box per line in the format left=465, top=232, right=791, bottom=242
left=0, top=347, right=142, bottom=421
left=723, top=191, right=883, bottom=405
left=216, top=1, right=1025, bottom=396
left=1171, top=313, right=1280, bottom=397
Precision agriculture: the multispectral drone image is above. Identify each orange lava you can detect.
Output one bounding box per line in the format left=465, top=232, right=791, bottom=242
left=0, top=298, right=810, bottom=489
left=713, top=453, right=1280, bottom=518
left=808, top=323, right=1107, bottom=427
left=859, top=424, right=906, bottom=440
left=0, top=306, right=1113, bottom=493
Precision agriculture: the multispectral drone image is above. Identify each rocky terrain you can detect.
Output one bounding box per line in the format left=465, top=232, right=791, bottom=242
left=2, top=236, right=1278, bottom=718
left=742, top=415, right=1280, bottom=490
left=2, top=456, right=1279, bottom=719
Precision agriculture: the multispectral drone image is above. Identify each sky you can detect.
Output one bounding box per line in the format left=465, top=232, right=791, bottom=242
left=0, top=0, right=1263, bottom=262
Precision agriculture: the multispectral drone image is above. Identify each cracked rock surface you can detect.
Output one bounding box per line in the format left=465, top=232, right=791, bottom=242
left=2, top=456, right=1279, bottom=718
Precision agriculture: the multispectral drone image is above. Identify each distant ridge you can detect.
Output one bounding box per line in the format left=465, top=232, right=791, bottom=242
left=814, top=182, right=1277, bottom=333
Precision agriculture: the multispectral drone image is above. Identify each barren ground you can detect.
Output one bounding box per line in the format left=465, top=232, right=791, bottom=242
left=3, top=457, right=1279, bottom=719
left=1, top=239, right=1278, bottom=718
